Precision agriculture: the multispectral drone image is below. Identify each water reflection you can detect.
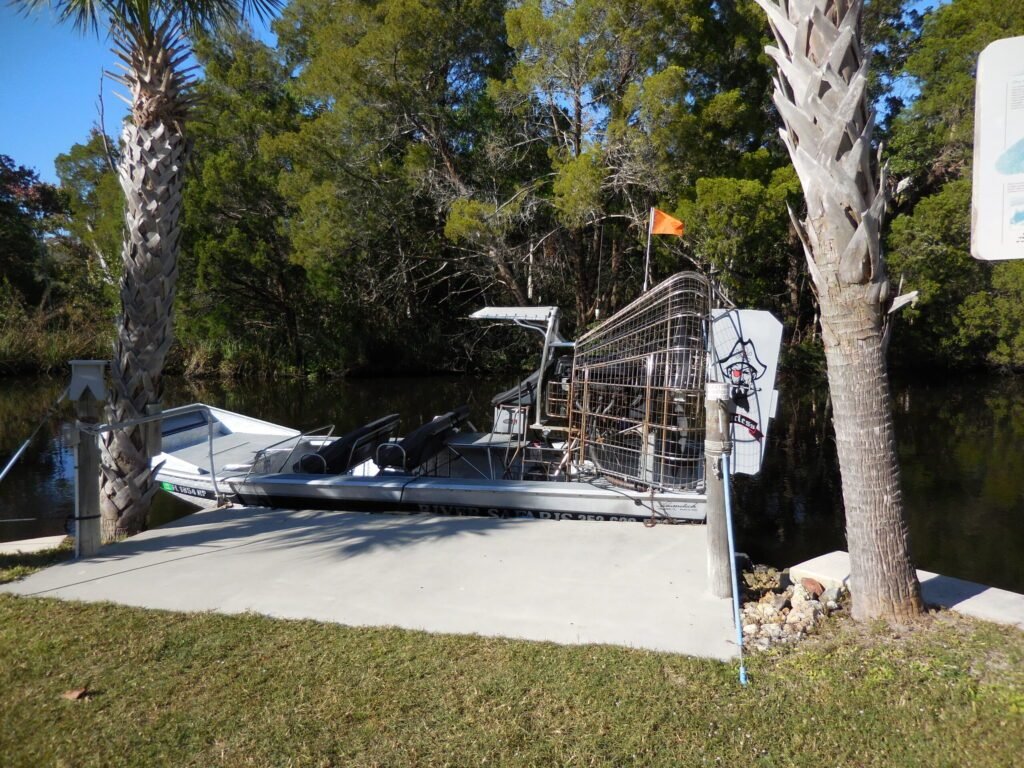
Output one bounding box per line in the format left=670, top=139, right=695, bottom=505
left=892, top=376, right=1024, bottom=593
left=1, top=373, right=1021, bottom=593
left=0, top=377, right=75, bottom=539
left=733, top=375, right=1024, bottom=593
left=732, top=381, right=846, bottom=574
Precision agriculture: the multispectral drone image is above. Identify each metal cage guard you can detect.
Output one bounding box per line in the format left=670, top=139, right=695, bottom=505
left=568, top=272, right=712, bottom=493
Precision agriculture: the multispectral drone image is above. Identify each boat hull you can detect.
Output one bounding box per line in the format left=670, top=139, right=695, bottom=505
left=228, top=474, right=705, bottom=523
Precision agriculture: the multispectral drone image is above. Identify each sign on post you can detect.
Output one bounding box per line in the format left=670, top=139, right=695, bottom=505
left=972, top=36, right=1024, bottom=261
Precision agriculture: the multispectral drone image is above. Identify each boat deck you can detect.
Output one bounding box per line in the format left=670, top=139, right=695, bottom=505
left=164, top=432, right=294, bottom=475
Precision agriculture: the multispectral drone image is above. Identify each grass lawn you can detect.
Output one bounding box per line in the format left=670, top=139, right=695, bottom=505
left=0, top=590, right=1021, bottom=768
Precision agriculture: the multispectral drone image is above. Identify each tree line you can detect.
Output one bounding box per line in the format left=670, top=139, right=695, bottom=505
left=3, top=0, right=1023, bottom=378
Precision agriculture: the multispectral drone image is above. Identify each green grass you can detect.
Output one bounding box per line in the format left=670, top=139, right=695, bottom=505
left=0, top=539, right=72, bottom=584
left=0, top=594, right=1020, bottom=767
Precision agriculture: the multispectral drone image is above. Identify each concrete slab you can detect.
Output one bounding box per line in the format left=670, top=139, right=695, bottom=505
left=1, top=507, right=737, bottom=659
left=0, top=535, right=67, bottom=555
left=791, top=550, right=1024, bottom=630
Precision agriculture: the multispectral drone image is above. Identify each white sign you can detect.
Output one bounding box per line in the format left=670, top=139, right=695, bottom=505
left=708, top=309, right=783, bottom=476
left=972, top=36, right=1024, bottom=261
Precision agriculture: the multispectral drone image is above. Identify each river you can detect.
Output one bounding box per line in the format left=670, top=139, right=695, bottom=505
left=1, top=373, right=1022, bottom=593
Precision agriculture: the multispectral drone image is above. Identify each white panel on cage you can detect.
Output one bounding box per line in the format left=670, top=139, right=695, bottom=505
left=707, top=309, right=783, bottom=476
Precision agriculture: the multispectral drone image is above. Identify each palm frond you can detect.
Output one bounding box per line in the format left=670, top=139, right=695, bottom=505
left=14, top=0, right=283, bottom=37
left=11, top=0, right=104, bottom=34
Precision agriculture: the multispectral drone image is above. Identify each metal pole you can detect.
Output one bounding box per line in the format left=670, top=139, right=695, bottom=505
left=1, top=388, right=69, bottom=484
left=723, top=449, right=748, bottom=686
left=643, top=207, right=654, bottom=292
left=705, top=381, right=732, bottom=597
left=0, top=439, right=33, bottom=485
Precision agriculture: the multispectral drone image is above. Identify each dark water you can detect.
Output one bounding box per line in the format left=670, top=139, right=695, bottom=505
left=1, top=373, right=1022, bottom=593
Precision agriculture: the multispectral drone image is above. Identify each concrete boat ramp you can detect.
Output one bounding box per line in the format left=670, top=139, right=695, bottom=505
left=1, top=506, right=738, bottom=659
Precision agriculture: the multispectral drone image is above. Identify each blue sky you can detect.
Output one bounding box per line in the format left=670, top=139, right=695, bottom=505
left=0, top=5, right=130, bottom=183
left=0, top=5, right=276, bottom=184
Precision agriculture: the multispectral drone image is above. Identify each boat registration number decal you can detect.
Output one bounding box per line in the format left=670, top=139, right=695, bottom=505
left=159, top=481, right=213, bottom=499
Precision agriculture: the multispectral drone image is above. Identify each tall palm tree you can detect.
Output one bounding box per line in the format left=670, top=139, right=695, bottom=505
left=753, top=0, right=923, bottom=620
left=18, top=0, right=279, bottom=541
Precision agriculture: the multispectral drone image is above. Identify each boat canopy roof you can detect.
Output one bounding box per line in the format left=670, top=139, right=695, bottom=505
left=469, top=306, right=558, bottom=322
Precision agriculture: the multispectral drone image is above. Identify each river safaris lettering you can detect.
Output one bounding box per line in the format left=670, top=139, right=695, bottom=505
left=416, top=504, right=646, bottom=522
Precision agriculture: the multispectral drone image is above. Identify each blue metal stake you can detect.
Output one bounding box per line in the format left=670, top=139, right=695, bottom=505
left=722, top=451, right=748, bottom=686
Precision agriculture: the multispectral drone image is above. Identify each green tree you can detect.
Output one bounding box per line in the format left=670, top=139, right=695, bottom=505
left=54, top=129, right=122, bottom=307
left=272, top=0, right=517, bottom=370
left=0, top=155, right=65, bottom=307
left=957, top=262, right=1024, bottom=369
left=180, top=29, right=308, bottom=375
left=491, top=0, right=782, bottom=324
left=885, top=0, right=1024, bottom=369
left=679, top=165, right=807, bottom=329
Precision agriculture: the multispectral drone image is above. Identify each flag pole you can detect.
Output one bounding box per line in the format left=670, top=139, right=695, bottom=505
left=643, top=207, right=654, bottom=292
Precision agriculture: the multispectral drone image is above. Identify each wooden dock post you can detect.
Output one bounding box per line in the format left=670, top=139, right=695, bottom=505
left=69, top=361, right=107, bottom=559
left=705, top=381, right=733, bottom=598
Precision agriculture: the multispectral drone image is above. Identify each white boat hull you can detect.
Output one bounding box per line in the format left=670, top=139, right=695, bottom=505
left=229, top=473, right=705, bottom=523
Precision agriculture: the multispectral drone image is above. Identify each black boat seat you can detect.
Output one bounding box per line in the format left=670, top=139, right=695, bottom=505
left=297, top=413, right=401, bottom=474
left=376, top=405, right=471, bottom=472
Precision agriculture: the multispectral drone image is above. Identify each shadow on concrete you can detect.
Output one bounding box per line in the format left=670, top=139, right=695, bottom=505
left=15, top=507, right=524, bottom=594
left=148, top=506, right=519, bottom=557
left=919, top=572, right=991, bottom=608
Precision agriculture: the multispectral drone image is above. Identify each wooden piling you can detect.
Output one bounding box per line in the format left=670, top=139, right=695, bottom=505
left=75, top=393, right=102, bottom=558
left=69, top=360, right=108, bottom=559
left=705, top=382, right=733, bottom=598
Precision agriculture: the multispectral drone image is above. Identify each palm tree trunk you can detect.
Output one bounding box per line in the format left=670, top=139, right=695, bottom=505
left=99, top=21, right=190, bottom=541
left=818, top=272, right=922, bottom=620
left=754, top=0, right=922, bottom=620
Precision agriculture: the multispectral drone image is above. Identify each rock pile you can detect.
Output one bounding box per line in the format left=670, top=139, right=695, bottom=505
left=739, top=568, right=847, bottom=651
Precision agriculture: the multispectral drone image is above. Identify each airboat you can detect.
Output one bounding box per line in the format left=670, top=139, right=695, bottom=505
left=153, top=272, right=782, bottom=523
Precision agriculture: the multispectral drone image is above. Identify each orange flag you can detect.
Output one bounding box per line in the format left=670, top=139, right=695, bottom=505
left=650, top=208, right=685, bottom=236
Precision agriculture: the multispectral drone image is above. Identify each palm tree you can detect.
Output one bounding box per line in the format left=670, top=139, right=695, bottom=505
left=753, top=0, right=923, bottom=620
left=18, top=0, right=279, bottom=541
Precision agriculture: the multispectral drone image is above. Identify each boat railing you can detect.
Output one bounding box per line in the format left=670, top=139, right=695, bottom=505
left=243, top=424, right=336, bottom=481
